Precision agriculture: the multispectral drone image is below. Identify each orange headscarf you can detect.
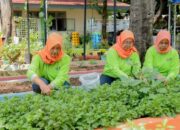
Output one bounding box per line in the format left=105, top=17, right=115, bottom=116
left=113, top=30, right=137, bottom=59
left=38, top=32, right=64, bottom=64
left=155, top=30, right=172, bottom=54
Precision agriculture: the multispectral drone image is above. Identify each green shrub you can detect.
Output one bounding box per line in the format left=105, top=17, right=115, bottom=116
left=0, top=78, right=179, bottom=129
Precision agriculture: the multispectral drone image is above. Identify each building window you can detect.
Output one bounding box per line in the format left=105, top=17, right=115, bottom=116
left=49, top=12, right=67, bottom=31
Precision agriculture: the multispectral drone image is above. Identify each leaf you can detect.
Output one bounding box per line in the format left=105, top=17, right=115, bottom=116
left=139, top=87, right=150, bottom=94
left=162, top=119, right=168, bottom=126
left=130, top=79, right=142, bottom=86
left=157, top=88, right=168, bottom=94
left=149, top=94, right=156, bottom=99
left=151, top=80, right=162, bottom=87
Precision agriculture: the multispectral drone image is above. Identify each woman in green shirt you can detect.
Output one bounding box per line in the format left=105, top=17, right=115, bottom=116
left=27, top=32, right=71, bottom=95
left=143, top=30, right=179, bottom=81
left=100, top=30, right=141, bottom=85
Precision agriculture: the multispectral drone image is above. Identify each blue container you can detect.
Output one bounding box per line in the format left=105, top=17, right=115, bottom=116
left=172, top=0, right=180, bottom=3
left=91, top=33, right=101, bottom=49
left=100, top=55, right=106, bottom=61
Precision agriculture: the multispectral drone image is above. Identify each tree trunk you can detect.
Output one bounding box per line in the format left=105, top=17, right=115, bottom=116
left=0, top=0, right=13, bottom=44
left=130, top=0, right=155, bottom=62
left=153, top=0, right=165, bottom=24
left=102, top=0, right=107, bottom=41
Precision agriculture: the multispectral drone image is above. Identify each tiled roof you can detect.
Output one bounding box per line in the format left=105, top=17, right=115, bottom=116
left=12, top=0, right=129, bottom=7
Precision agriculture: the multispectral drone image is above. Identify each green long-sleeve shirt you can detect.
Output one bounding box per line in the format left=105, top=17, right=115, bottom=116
left=27, top=54, right=71, bottom=88
left=143, top=46, right=180, bottom=80
left=102, top=48, right=141, bottom=78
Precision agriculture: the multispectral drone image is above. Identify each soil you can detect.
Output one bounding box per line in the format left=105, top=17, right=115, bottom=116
left=69, top=77, right=81, bottom=86
left=0, top=78, right=81, bottom=94
left=0, top=81, right=32, bottom=94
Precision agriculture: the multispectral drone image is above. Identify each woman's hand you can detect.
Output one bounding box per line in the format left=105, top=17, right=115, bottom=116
left=40, top=83, right=51, bottom=95
left=156, top=74, right=166, bottom=81
left=32, top=76, right=52, bottom=95
left=156, top=74, right=169, bottom=85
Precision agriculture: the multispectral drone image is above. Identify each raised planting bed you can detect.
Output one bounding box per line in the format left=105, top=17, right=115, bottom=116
left=0, top=81, right=32, bottom=94
left=0, top=79, right=179, bottom=129
left=0, top=71, right=100, bottom=94
left=96, top=115, right=180, bottom=130
left=0, top=60, right=105, bottom=77
left=0, top=77, right=82, bottom=94
left=0, top=60, right=104, bottom=94
left=70, top=60, right=104, bottom=72
left=0, top=69, right=27, bottom=77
